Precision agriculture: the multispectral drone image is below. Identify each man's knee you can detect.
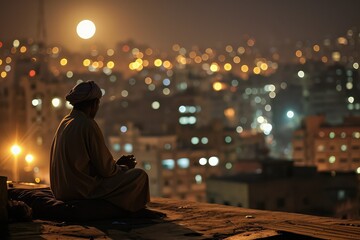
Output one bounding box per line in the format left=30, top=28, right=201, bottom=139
left=129, top=168, right=148, bottom=181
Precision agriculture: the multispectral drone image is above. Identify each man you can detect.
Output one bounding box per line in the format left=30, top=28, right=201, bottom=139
left=50, top=81, right=150, bottom=212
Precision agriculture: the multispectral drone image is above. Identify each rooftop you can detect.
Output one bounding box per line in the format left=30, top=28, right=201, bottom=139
left=4, top=197, right=360, bottom=239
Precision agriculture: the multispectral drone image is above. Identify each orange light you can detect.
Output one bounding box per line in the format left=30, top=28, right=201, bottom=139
left=10, top=145, right=21, bottom=156
left=29, top=70, right=36, bottom=77
left=122, top=45, right=130, bottom=52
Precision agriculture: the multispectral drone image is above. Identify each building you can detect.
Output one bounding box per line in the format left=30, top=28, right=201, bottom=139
left=292, top=115, right=360, bottom=173
left=206, top=160, right=359, bottom=219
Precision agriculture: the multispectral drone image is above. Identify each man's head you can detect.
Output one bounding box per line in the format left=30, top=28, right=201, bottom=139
left=66, top=81, right=102, bottom=118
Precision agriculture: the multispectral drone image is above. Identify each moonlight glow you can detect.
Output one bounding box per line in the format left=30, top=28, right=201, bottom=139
left=76, top=20, right=96, bottom=39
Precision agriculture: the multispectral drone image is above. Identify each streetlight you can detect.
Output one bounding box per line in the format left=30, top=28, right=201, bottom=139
left=25, top=154, right=34, bottom=164
left=24, top=153, right=35, bottom=173
left=10, top=144, right=22, bottom=182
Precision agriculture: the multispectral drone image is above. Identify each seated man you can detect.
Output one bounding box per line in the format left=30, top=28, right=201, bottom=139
left=50, top=81, right=150, bottom=213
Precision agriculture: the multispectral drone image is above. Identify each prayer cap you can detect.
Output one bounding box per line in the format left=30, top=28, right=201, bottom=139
left=65, top=81, right=102, bottom=105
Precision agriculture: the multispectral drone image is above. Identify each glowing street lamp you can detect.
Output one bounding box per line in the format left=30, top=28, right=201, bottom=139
left=25, top=154, right=34, bottom=164
left=10, top=144, right=22, bottom=182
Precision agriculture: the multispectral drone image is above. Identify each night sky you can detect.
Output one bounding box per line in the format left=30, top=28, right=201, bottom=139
left=1, top=0, right=360, bottom=52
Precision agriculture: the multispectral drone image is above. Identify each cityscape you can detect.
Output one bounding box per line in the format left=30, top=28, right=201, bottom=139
left=1, top=0, right=360, bottom=220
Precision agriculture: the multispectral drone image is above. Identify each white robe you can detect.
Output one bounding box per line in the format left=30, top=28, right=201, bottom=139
left=50, top=109, right=149, bottom=212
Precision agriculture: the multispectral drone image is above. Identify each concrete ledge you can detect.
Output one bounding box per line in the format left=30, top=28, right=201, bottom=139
left=3, top=197, right=360, bottom=239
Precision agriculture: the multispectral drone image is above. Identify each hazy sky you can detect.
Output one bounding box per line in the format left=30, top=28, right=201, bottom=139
left=1, top=0, right=360, bottom=52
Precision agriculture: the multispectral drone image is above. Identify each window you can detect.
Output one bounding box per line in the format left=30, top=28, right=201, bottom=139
left=224, top=136, right=232, bottom=144
left=353, top=132, right=360, bottom=139
left=352, top=145, right=360, bottom=150
left=340, top=145, right=347, bottom=151
left=164, top=143, right=172, bottom=150
left=317, top=145, right=325, bottom=152
left=143, top=162, right=151, bottom=170
left=338, top=190, right=345, bottom=200
left=162, top=159, right=175, bottom=169
left=191, top=137, right=199, bottom=145
left=201, top=137, right=209, bottom=144
left=124, top=143, right=133, bottom=153
left=195, top=174, right=202, bottom=184
left=329, top=132, right=335, bottom=138
left=164, top=179, right=170, bottom=186
left=177, top=158, right=190, bottom=168
left=112, top=143, right=120, bottom=152
left=208, top=156, right=219, bottom=166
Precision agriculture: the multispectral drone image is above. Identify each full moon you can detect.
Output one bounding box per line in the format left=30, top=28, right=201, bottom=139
left=76, top=20, right=96, bottom=39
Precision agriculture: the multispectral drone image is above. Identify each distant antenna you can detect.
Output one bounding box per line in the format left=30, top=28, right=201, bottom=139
left=37, top=0, right=47, bottom=43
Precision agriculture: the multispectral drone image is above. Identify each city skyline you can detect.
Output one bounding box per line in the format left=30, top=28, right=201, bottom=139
left=1, top=0, right=360, bottom=52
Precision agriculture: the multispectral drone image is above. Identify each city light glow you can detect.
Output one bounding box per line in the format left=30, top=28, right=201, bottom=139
left=25, top=154, right=34, bottom=164
left=287, top=111, right=294, bottom=119
left=11, top=145, right=21, bottom=156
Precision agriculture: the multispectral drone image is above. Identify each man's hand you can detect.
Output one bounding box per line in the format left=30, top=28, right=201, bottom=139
left=116, top=155, right=137, bottom=169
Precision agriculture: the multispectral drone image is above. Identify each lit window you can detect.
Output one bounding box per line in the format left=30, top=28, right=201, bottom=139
left=225, top=162, right=232, bottom=169
left=32, top=98, right=42, bottom=107
left=120, top=126, right=127, bottom=133
left=201, top=137, right=208, bottom=144
left=353, top=132, right=360, bottom=139
left=199, top=158, right=207, bottom=165
left=66, top=71, right=73, bottom=78
left=162, top=159, right=175, bottom=170
left=337, top=190, right=345, bottom=200
left=317, top=145, right=325, bottom=152
left=164, top=143, right=172, bottom=150
left=329, top=156, right=336, bottom=163
left=191, top=137, right=199, bottom=145
left=163, top=78, right=171, bottom=86
left=151, top=101, right=160, bottom=109
left=178, top=105, right=186, bottom=113
left=225, top=136, right=232, bottom=144
left=340, top=132, right=346, bottom=138
left=179, top=117, right=189, bottom=125
left=195, top=174, right=202, bottom=184
left=329, top=132, right=335, bottom=139
left=113, top=143, right=120, bottom=152
left=177, top=158, right=190, bottom=168
left=188, top=116, right=197, bottom=124
left=124, top=143, right=133, bottom=153
left=209, top=156, right=219, bottom=166
left=51, top=98, right=61, bottom=108
left=143, top=162, right=151, bottom=171
left=341, top=145, right=347, bottom=152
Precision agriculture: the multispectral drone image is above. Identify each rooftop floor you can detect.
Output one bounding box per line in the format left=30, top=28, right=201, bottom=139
left=3, top=197, right=360, bottom=239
